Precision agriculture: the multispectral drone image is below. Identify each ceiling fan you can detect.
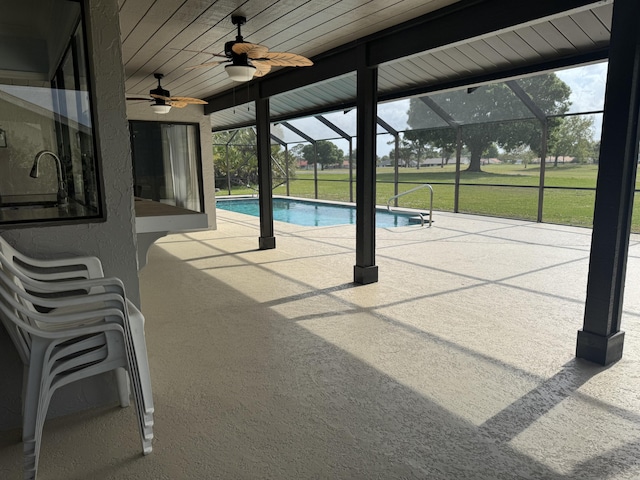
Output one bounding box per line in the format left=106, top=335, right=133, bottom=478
left=126, top=73, right=207, bottom=114
left=184, top=15, right=313, bottom=82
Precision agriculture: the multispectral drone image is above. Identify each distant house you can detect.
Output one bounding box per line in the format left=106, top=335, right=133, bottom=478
left=483, top=157, right=502, bottom=165
left=419, top=157, right=448, bottom=167
left=417, top=157, right=476, bottom=167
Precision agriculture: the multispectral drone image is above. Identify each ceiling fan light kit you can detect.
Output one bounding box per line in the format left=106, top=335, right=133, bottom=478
left=150, top=103, right=171, bottom=114
left=225, top=64, right=256, bottom=82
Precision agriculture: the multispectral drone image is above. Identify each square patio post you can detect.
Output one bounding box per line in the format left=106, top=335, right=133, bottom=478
left=256, top=96, right=275, bottom=249
left=354, top=46, right=378, bottom=284
left=577, top=0, right=640, bottom=365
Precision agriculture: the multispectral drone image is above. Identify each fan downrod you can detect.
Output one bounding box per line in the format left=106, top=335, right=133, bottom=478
left=151, top=73, right=169, bottom=99
left=231, top=15, right=246, bottom=42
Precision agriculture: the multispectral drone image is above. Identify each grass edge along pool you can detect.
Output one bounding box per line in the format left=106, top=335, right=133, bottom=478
left=216, top=197, right=425, bottom=228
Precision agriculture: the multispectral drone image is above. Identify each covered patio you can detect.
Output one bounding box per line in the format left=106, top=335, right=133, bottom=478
left=2, top=210, right=640, bottom=479
left=2, top=0, right=640, bottom=477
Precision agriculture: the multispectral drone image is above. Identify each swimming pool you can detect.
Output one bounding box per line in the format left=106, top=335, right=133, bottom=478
left=216, top=197, right=422, bottom=227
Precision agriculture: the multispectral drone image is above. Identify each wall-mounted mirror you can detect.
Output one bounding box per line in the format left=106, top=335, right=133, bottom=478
left=0, top=0, right=103, bottom=226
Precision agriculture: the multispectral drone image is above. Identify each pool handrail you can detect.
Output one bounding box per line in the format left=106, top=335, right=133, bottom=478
left=387, top=184, right=433, bottom=227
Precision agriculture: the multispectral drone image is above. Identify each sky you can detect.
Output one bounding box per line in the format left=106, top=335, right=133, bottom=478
left=273, top=61, right=610, bottom=156
left=555, top=61, right=608, bottom=139
left=556, top=62, right=608, bottom=114
left=0, top=85, right=93, bottom=127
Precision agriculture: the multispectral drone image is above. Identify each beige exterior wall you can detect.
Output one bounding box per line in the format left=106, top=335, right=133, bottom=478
left=126, top=102, right=217, bottom=228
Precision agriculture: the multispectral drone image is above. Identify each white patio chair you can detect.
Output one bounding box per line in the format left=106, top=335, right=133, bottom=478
left=0, top=234, right=104, bottom=282
left=0, top=240, right=154, bottom=480
left=0, top=257, right=155, bottom=421
left=0, top=235, right=153, bottom=415
left=0, top=269, right=152, bottom=480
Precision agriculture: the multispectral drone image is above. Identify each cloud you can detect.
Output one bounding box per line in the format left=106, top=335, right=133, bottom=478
left=555, top=62, right=608, bottom=139
left=378, top=100, right=409, bottom=131
left=556, top=62, right=608, bottom=113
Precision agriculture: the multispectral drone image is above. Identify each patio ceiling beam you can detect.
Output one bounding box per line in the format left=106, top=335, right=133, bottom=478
left=205, top=0, right=603, bottom=115
left=279, top=121, right=315, bottom=144
left=376, top=117, right=398, bottom=136
left=270, top=133, right=287, bottom=147
left=314, top=115, right=351, bottom=140
left=505, top=80, right=546, bottom=123
left=225, top=130, right=239, bottom=146
left=368, top=0, right=603, bottom=66
left=419, top=96, right=459, bottom=128
left=214, top=120, right=260, bottom=133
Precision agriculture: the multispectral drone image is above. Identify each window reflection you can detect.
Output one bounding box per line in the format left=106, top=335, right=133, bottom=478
left=0, top=0, right=102, bottom=224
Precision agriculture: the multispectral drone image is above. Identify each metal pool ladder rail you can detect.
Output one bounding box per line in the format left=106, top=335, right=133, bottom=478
left=387, top=184, right=433, bottom=227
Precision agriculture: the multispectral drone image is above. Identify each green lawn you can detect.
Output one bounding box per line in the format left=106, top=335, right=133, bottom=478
left=219, top=163, right=640, bottom=232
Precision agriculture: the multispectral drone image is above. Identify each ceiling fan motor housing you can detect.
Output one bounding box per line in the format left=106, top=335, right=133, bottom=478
left=150, top=86, right=170, bottom=99
left=225, top=41, right=251, bottom=66
left=224, top=40, right=237, bottom=58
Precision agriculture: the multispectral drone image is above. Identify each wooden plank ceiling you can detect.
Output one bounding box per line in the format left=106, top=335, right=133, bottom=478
left=119, top=0, right=613, bottom=131
left=121, top=0, right=459, bottom=101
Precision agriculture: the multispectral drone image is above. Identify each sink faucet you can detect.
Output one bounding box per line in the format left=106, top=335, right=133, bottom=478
left=30, top=150, right=68, bottom=206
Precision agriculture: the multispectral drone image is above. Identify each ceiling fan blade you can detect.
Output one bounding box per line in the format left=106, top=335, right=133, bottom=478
left=252, top=61, right=272, bottom=77
left=259, top=52, right=313, bottom=67
left=126, top=97, right=152, bottom=101
left=184, top=60, right=224, bottom=71
left=150, top=93, right=172, bottom=101
left=232, top=42, right=269, bottom=56
left=245, top=45, right=270, bottom=59
left=168, top=96, right=208, bottom=105
left=169, top=101, right=188, bottom=108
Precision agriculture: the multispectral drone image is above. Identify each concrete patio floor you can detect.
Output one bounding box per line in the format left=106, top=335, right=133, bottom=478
left=2, top=209, right=640, bottom=479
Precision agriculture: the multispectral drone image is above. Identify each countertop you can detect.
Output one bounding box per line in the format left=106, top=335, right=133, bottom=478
left=0, top=196, right=208, bottom=229
left=134, top=198, right=208, bottom=233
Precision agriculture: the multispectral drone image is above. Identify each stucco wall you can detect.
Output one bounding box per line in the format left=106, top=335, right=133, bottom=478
left=126, top=102, right=217, bottom=228
left=0, top=0, right=138, bottom=431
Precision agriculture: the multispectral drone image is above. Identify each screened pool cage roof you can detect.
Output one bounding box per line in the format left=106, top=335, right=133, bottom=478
left=209, top=1, right=611, bottom=146
left=211, top=62, right=607, bottom=148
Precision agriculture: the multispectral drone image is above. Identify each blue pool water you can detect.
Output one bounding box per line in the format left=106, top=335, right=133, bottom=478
left=217, top=197, right=419, bottom=227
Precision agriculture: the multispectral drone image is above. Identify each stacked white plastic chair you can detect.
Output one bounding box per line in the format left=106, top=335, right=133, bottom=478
left=0, top=235, right=153, bottom=480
